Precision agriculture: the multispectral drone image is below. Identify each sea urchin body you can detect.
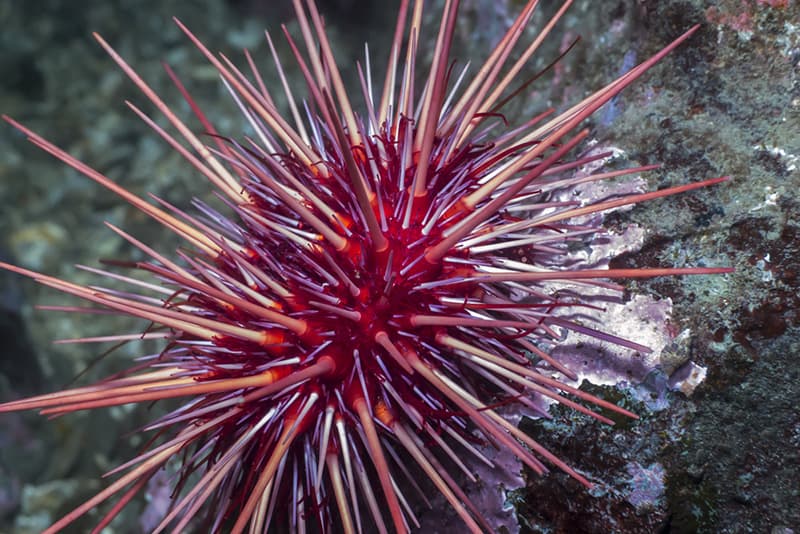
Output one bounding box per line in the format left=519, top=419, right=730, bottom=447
left=1, top=1, right=731, bottom=532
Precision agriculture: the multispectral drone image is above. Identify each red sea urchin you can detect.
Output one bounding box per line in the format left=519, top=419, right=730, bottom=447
left=0, top=1, right=731, bottom=532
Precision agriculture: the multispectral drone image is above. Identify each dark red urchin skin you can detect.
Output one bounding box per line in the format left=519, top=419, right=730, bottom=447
left=229, top=121, right=480, bottom=354
left=210, top=122, right=487, bottom=444
left=166, top=117, right=552, bottom=530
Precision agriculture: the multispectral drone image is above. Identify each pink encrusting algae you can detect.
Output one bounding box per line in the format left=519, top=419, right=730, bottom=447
left=0, top=0, right=732, bottom=532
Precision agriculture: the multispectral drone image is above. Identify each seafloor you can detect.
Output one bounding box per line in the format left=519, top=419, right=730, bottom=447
left=0, top=0, right=797, bottom=533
